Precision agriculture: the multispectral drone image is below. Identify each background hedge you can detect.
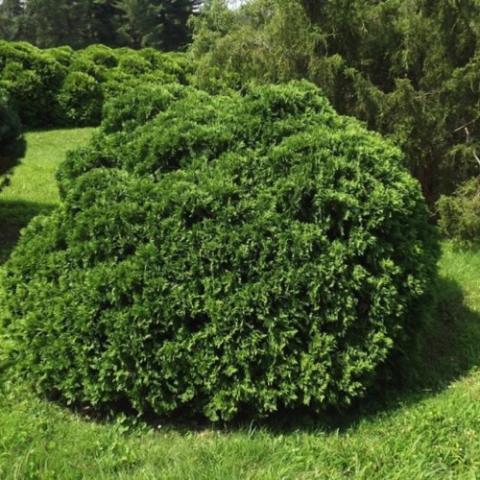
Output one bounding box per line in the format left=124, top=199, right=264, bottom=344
left=0, top=41, right=192, bottom=128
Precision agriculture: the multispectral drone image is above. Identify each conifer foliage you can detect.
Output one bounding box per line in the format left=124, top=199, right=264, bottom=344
left=0, top=0, right=199, bottom=50
left=4, top=82, right=439, bottom=421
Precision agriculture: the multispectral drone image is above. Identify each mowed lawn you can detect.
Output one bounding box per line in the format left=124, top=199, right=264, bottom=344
left=0, top=128, right=95, bottom=262
left=1, top=129, right=480, bottom=479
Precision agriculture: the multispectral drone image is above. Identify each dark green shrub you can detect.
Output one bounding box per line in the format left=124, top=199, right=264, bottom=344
left=437, top=177, right=480, bottom=246
left=46, top=46, right=75, bottom=67
left=0, top=40, right=192, bottom=128
left=0, top=41, right=65, bottom=126
left=80, top=45, right=119, bottom=69
left=4, top=82, right=439, bottom=421
left=101, top=82, right=188, bottom=133
left=56, top=71, right=103, bottom=126
left=0, top=91, right=21, bottom=190
left=68, top=45, right=120, bottom=83
left=0, top=91, right=20, bottom=149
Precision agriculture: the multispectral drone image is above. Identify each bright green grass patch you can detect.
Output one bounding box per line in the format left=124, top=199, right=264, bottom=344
left=1, top=128, right=480, bottom=479
left=0, top=128, right=94, bottom=262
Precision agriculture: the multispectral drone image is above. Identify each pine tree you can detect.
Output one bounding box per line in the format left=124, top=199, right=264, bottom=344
left=0, top=0, right=25, bottom=40
left=115, top=0, right=199, bottom=50
left=21, top=0, right=92, bottom=48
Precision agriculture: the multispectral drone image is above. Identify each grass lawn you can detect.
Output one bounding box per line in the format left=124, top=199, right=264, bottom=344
left=0, top=128, right=95, bottom=262
left=1, top=128, right=480, bottom=479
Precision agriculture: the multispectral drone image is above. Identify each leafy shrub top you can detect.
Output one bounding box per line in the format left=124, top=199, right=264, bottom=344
left=4, top=82, right=439, bottom=421
left=0, top=41, right=192, bottom=128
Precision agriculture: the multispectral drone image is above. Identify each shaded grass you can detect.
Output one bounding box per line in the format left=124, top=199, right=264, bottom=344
left=0, top=136, right=26, bottom=181
left=0, top=128, right=94, bottom=262
left=1, top=128, right=480, bottom=479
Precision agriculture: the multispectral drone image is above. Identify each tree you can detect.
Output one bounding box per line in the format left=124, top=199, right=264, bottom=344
left=0, top=0, right=25, bottom=40
left=88, top=0, right=122, bottom=46
left=115, top=0, right=200, bottom=50
left=20, top=0, right=93, bottom=48
left=190, top=0, right=480, bottom=204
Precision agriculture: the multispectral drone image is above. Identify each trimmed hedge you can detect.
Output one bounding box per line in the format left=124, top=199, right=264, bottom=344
left=56, top=71, right=103, bottom=126
left=0, top=41, right=192, bottom=128
left=4, top=82, right=439, bottom=421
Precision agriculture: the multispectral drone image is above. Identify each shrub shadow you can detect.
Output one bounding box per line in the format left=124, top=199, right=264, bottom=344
left=0, top=136, right=27, bottom=190
left=0, top=199, right=55, bottom=264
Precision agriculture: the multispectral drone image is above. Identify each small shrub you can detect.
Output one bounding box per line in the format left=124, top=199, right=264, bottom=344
left=4, top=82, right=439, bottom=421
left=0, top=41, right=65, bottom=126
left=117, top=52, right=152, bottom=75
left=101, top=82, right=187, bottom=133
left=437, top=177, right=480, bottom=246
left=56, top=71, right=103, bottom=126
left=81, top=45, right=119, bottom=69
left=46, top=46, right=75, bottom=68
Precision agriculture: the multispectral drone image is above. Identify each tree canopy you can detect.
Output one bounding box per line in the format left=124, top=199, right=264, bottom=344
left=190, top=0, right=480, bottom=204
left=0, top=0, right=200, bottom=50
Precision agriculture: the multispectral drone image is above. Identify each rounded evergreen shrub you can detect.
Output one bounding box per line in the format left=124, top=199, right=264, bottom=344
left=4, top=82, right=439, bottom=421
left=0, top=42, right=66, bottom=127
left=117, top=52, right=152, bottom=75
left=56, top=71, right=103, bottom=126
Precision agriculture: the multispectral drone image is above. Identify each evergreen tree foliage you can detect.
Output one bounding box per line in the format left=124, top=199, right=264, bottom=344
left=0, top=0, right=25, bottom=40
left=0, top=0, right=199, bottom=50
left=0, top=40, right=191, bottom=127
left=115, top=0, right=200, bottom=49
left=190, top=0, right=480, bottom=204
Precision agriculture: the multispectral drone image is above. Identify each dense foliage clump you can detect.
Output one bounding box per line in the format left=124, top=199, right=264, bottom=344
left=437, top=177, right=480, bottom=246
left=0, top=41, right=191, bottom=128
left=191, top=0, right=480, bottom=204
left=4, top=82, right=438, bottom=421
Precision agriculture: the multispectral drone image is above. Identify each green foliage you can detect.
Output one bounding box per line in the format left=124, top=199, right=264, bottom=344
left=0, top=0, right=199, bottom=51
left=0, top=40, right=191, bottom=128
left=0, top=128, right=478, bottom=478
left=114, top=0, right=200, bottom=50
left=56, top=72, right=103, bottom=126
left=437, top=177, right=480, bottom=247
left=100, top=82, right=187, bottom=133
left=4, top=82, right=439, bottom=421
left=0, top=40, right=66, bottom=126
left=190, top=0, right=480, bottom=203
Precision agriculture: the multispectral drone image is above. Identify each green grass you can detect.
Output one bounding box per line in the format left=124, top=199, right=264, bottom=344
left=0, top=128, right=94, bottom=262
left=1, top=128, right=480, bottom=479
